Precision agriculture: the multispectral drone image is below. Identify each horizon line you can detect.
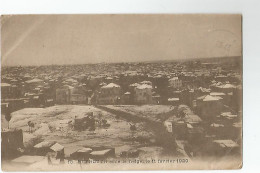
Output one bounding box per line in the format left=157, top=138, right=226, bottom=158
left=1, top=55, right=242, bottom=68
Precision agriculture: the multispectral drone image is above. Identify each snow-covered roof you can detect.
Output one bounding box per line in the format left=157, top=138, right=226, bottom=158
left=198, top=87, right=211, bottom=93
left=34, top=141, right=55, bottom=149
left=11, top=155, right=45, bottom=164
left=136, top=84, right=152, bottom=89
left=101, top=83, right=120, bottom=88
left=221, top=112, right=237, bottom=119
left=10, top=79, right=18, bottom=82
left=99, top=82, right=107, bottom=86
left=168, top=98, right=180, bottom=101
left=50, top=143, right=64, bottom=152
left=210, top=92, right=226, bottom=96
left=233, top=122, right=242, bottom=128
left=105, top=77, right=113, bottom=80
left=130, top=83, right=140, bottom=87
left=77, top=148, right=92, bottom=153
left=169, top=77, right=179, bottom=81
left=217, top=83, right=236, bottom=89
left=210, top=123, right=224, bottom=127
left=197, top=95, right=222, bottom=101
left=90, top=149, right=111, bottom=156
left=213, top=140, right=239, bottom=148
left=187, top=124, right=193, bottom=128
left=65, top=78, right=77, bottom=83
left=140, top=81, right=152, bottom=85
left=25, top=78, right=43, bottom=84
left=184, top=114, right=202, bottom=123
left=1, top=83, right=11, bottom=87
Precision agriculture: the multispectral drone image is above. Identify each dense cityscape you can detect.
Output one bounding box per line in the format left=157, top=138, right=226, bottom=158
left=1, top=56, right=242, bottom=169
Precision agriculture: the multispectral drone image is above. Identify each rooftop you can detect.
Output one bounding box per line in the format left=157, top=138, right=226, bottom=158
left=136, top=84, right=152, bottom=89
left=1, top=83, right=11, bottom=87
left=197, top=95, right=222, bottom=101
left=101, top=83, right=120, bottom=88
left=25, top=78, right=43, bottom=84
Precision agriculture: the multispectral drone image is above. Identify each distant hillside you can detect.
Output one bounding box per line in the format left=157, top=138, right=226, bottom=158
left=143, top=56, right=242, bottom=64
left=195, top=56, right=242, bottom=64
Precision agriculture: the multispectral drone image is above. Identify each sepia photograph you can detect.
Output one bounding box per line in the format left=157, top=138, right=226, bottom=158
left=1, top=14, right=242, bottom=171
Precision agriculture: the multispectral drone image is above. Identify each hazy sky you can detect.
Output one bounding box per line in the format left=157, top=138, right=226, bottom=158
left=1, top=14, right=242, bottom=66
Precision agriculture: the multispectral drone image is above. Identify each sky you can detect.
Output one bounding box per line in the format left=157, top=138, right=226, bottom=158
left=1, top=14, right=242, bottom=66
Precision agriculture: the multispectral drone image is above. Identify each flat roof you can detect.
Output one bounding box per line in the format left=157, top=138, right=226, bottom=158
left=12, top=155, right=46, bottom=164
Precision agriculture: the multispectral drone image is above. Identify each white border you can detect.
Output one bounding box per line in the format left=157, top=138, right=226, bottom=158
left=1, top=0, right=260, bottom=173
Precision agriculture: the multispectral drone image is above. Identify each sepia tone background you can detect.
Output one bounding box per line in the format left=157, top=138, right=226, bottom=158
left=2, top=14, right=241, bottom=66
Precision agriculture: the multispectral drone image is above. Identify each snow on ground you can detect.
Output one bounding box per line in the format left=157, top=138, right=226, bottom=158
left=8, top=105, right=162, bottom=158
left=106, top=105, right=175, bottom=122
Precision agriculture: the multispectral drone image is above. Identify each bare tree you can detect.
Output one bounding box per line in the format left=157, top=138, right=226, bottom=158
left=5, top=110, right=11, bottom=129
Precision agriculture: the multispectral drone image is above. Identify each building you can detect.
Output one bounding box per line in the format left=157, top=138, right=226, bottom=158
left=168, top=98, right=180, bottom=105
left=1, top=129, right=24, bottom=159
left=97, top=83, right=121, bottom=105
left=56, top=85, right=87, bottom=104
left=70, top=86, right=87, bottom=104
left=134, top=84, right=153, bottom=104
left=56, top=85, right=73, bottom=104
left=33, top=141, right=64, bottom=158
left=1, top=83, right=12, bottom=99
left=121, top=91, right=131, bottom=104
left=195, top=95, right=224, bottom=120
left=164, top=105, right=203, bottom=140
left=169, top=77, right=182, bottom=89
left=25, top=78, right=44, bottom=90
left=209, top=140, right=240, bottom=157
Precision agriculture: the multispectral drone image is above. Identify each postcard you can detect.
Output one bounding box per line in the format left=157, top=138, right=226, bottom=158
left=1, top=14, right=242, bottom=171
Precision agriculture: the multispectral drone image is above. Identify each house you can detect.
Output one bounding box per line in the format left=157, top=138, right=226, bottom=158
left=90, top=149, right=115, bottom=160
left=195, top=95, right=224, bottom=120
left=50, top=143, right=65, bottom=159
left=25, top=78, right=44, bottom=90
left=168, top=77, right=182, bottom=89
left=56, top=85, right=74, bottom=104
left=33, top=141, right=56, bottom=156
left=168, top=98, right=180, bottom=105
left=105, top=76, right=113, bottom=83
left=179, top=89, right=195, bottom=106
left=209, top=140, right=240, bottom=156
left=33, top=141, right=64, bottom=157
left=1, top=83, right=12, bottom=99
left=89, top=146, right=115, bottom=160
left=152, top=93, right=161, bottom=104
left=64, top=78, right=78, bottom=86
left=213, top=83, right=236, bottom=93
left=69, top=147, right=92, bottom=161
left=97, top=83, right=121, bottom=105
left=196, top=87, right=211, bottom=97
left=121, top=91, right=131, bottom=104
left=134, top=84, right=153, bottom=104
left=70, top=86, right=87, bottom=104
left=87, top=75, right=104, bottom=89
left=164, top=105, right=203, bottom=140
left=1, top=98, right=27, bottom=112
left=69, top=146, right=115, bottom=160
left=1, top=129, right=24, bottom=159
